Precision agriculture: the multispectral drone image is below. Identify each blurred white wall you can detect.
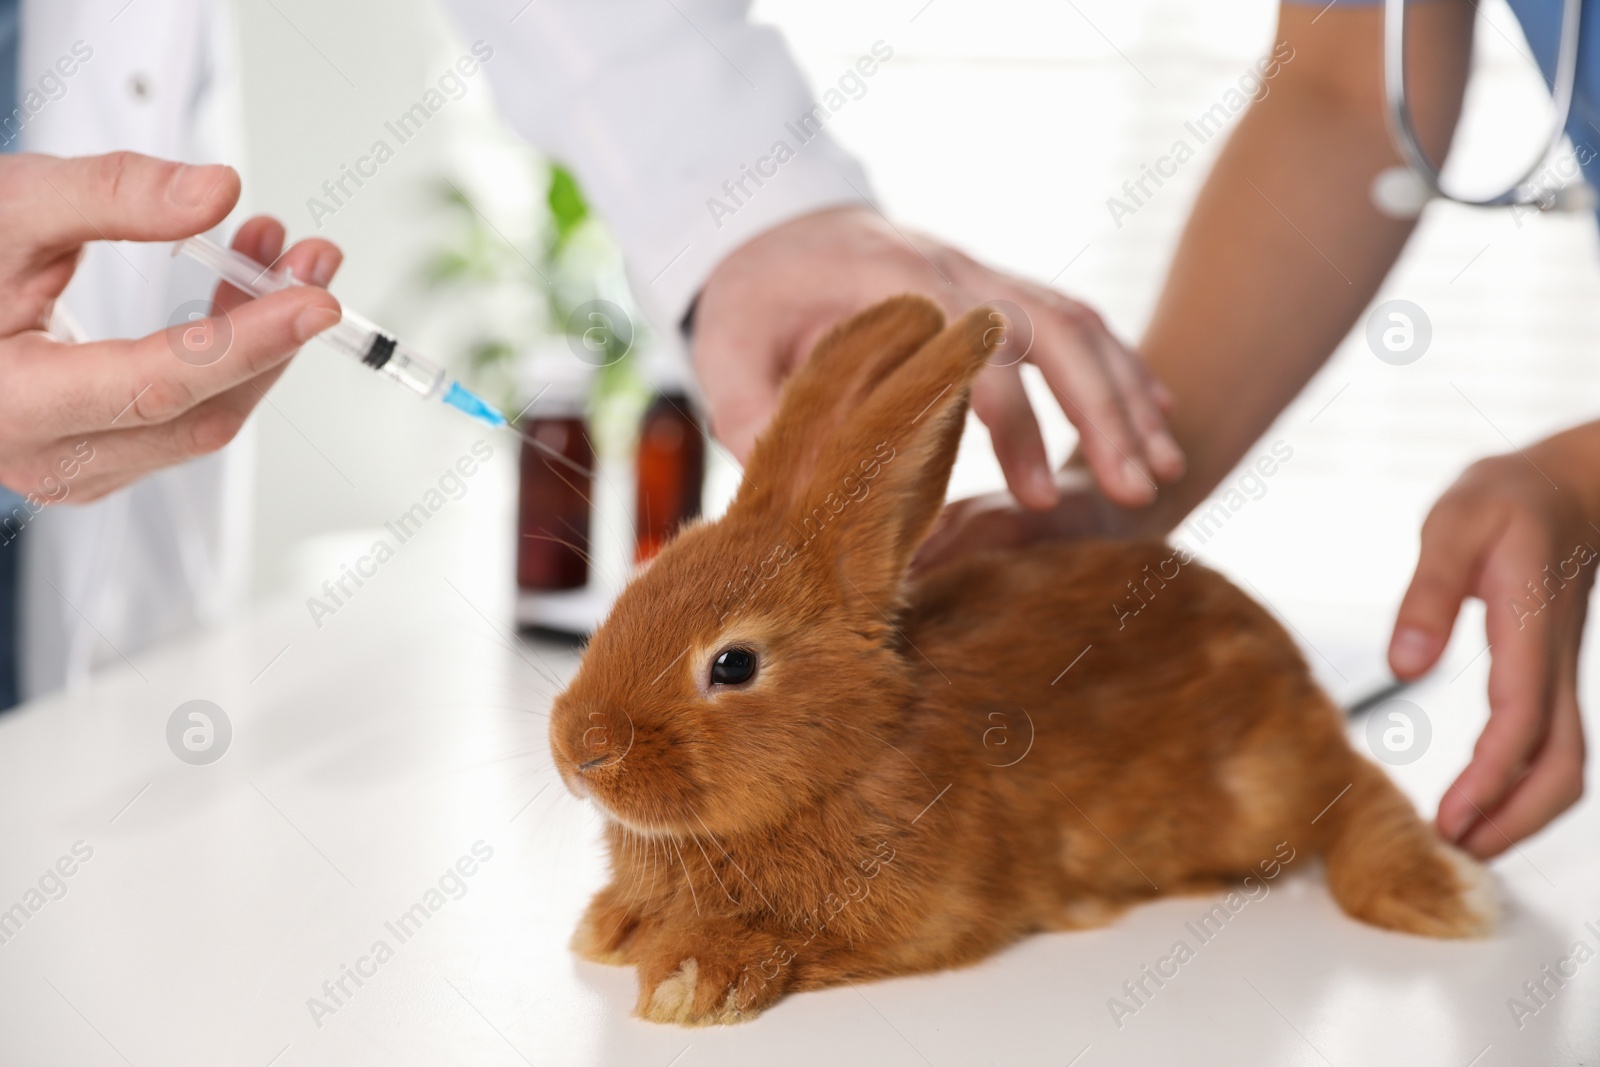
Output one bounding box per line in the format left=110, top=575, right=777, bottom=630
left=232, top=0, right=532, bottom=598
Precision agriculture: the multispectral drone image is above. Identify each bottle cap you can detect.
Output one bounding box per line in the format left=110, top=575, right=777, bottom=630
left=520, top=342, right=595, bottom=415
left=638, top=340, right=699, bottom=399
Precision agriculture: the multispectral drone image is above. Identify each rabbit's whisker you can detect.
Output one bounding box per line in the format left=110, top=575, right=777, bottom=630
left=670, top=837, right=702, bottom=916
left=523, top=531, right=597, bottom=568
left=604, top=836, right=644, bottom=946
left=811, top=713, right=935, bottom=788
left=622, top=831, right=648, bottom=912
left=528, top=520, right=630, bottom=593
left=472, top=703, right=553, bottom=721
left=535, top=462, right=634, bottom=589
left=644, top=835, right=659, bottom=908
left=691, top=811, right=777, bottom=915
left=687, top=828, right=742, bottom=907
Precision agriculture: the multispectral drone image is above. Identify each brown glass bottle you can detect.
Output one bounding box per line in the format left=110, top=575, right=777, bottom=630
left=517, top=407, right=594, bottom=591
left=634, top=392, right=705, bottom=563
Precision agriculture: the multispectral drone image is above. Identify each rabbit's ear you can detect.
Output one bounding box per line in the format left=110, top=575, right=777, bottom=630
left=732, top=296, right=946, bottom=518
left=794, top=305, right=1002, bottom=607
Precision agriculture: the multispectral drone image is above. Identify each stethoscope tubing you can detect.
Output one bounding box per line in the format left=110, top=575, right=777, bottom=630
left=1383, top=0, right=1585, bottom=207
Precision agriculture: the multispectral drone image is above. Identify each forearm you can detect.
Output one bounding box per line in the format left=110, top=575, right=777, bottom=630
left=1127, top=2, right=1473, bottom=532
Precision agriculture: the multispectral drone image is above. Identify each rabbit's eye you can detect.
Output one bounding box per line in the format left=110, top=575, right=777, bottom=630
left=710, top=647, right=757, bottom=686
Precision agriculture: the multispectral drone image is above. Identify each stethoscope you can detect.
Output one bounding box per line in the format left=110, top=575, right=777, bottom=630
left=1373, top=0, right=1598, bottom=218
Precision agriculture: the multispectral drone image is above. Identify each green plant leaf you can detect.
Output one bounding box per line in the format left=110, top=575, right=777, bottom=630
left=547, top=163, right=589, bottom=250
left=423, top=250, right=478, bottom=284
left=468, top=338, right=516, bottom=369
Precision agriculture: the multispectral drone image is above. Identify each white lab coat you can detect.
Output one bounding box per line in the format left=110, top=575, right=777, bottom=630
left=11, top=0, right=866, bottom=699
left=15, top=0, right=249, bottom=698
left=440, top=0, right=875, bottom=332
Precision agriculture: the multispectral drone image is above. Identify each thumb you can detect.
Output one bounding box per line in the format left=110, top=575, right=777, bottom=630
left=1389, top=502, right=1493, bottom=678
left=9, top=152, right=239, bottom=255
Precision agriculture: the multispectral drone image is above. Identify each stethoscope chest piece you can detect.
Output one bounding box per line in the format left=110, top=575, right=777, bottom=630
left=1371, top=165, right=1433, bottom=220
left=1370, top=164, right=1598, bottom=220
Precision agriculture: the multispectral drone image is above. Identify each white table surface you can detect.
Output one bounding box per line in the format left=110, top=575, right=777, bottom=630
left=1, top=531, right=1596, bottom=1067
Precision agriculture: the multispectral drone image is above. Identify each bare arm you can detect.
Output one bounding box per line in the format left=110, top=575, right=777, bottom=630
left=1132, top=0, right=1594, bottom=859
left=1133, top=0, right=1474, bottom=528
left=917, top=1, right=1473, bottom=563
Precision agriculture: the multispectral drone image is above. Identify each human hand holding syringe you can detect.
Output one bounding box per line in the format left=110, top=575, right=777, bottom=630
left=0, top=154, right=356, bottom=503
left=175, top=234, right=508, bottom=429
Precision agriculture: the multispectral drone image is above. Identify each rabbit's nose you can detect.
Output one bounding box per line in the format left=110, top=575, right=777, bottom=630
left=572, top=705, right=633, bottom=766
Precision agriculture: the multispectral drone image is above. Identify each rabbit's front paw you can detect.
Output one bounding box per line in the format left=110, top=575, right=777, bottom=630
left=634, top=933, right=789, bottom=1026
left=571, top=884, right=646, bottom=965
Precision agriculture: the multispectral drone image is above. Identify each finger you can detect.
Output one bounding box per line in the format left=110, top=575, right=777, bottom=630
left=1388, top=495, right=1505, bottom=677
left=5, top=152, right=239, bottom=256
left=1433, top=537, right=1560, bottom=840
left=1027, top=307, right=1156, bottom=507
left=1455, top=654, right=1584, bottom=858
left=691, top=329, right=788, bottom=464
left=213, top=224, right=343, bottom=315
left=1150, top=374, right=1176, bottom=415
left=1094, top=335, right=1184, bottom=481
left=25, top=285, right=341, bottom=434
left=69, top=360, right=297, bottom=498
left=1003, top=281, right=1179, bottom=484
left=288, top=236, right=344, bottom=289
left=969, top=364, right=1056, bottom=510
left=212, top=217, right=285, bottom=314
left=212, top=231, right=340, bottom=315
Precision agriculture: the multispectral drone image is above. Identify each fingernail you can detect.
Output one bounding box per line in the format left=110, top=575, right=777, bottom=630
left=1436, top=805, right=1472, bottom=844
left=308, top=249, right=342, bottom=287
left=1148, top=433, right=1185, bottom=479
left=169, top=163, right=228, bottom=208
left=1026, top=467, right=1058, bottom=509
left=1390, top=627, right=1437, bottom=676
left=1122, top=456, right=1155, bottom=500
left=294, top=302, right=342, bottom=343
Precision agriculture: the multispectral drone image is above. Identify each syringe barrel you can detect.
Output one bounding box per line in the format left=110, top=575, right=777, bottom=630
left=323, top=310, right=446, bottom=400
left=176, top=236, right=296, bottom=296
left=176, top=235, right=448, bottom=401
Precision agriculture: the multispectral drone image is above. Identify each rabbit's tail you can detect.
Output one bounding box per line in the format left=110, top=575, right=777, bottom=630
left=1317, top=758, right=1496, bottom=938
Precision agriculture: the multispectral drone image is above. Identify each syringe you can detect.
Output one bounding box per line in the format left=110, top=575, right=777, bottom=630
left=174, top=235, right=507, bottom=430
